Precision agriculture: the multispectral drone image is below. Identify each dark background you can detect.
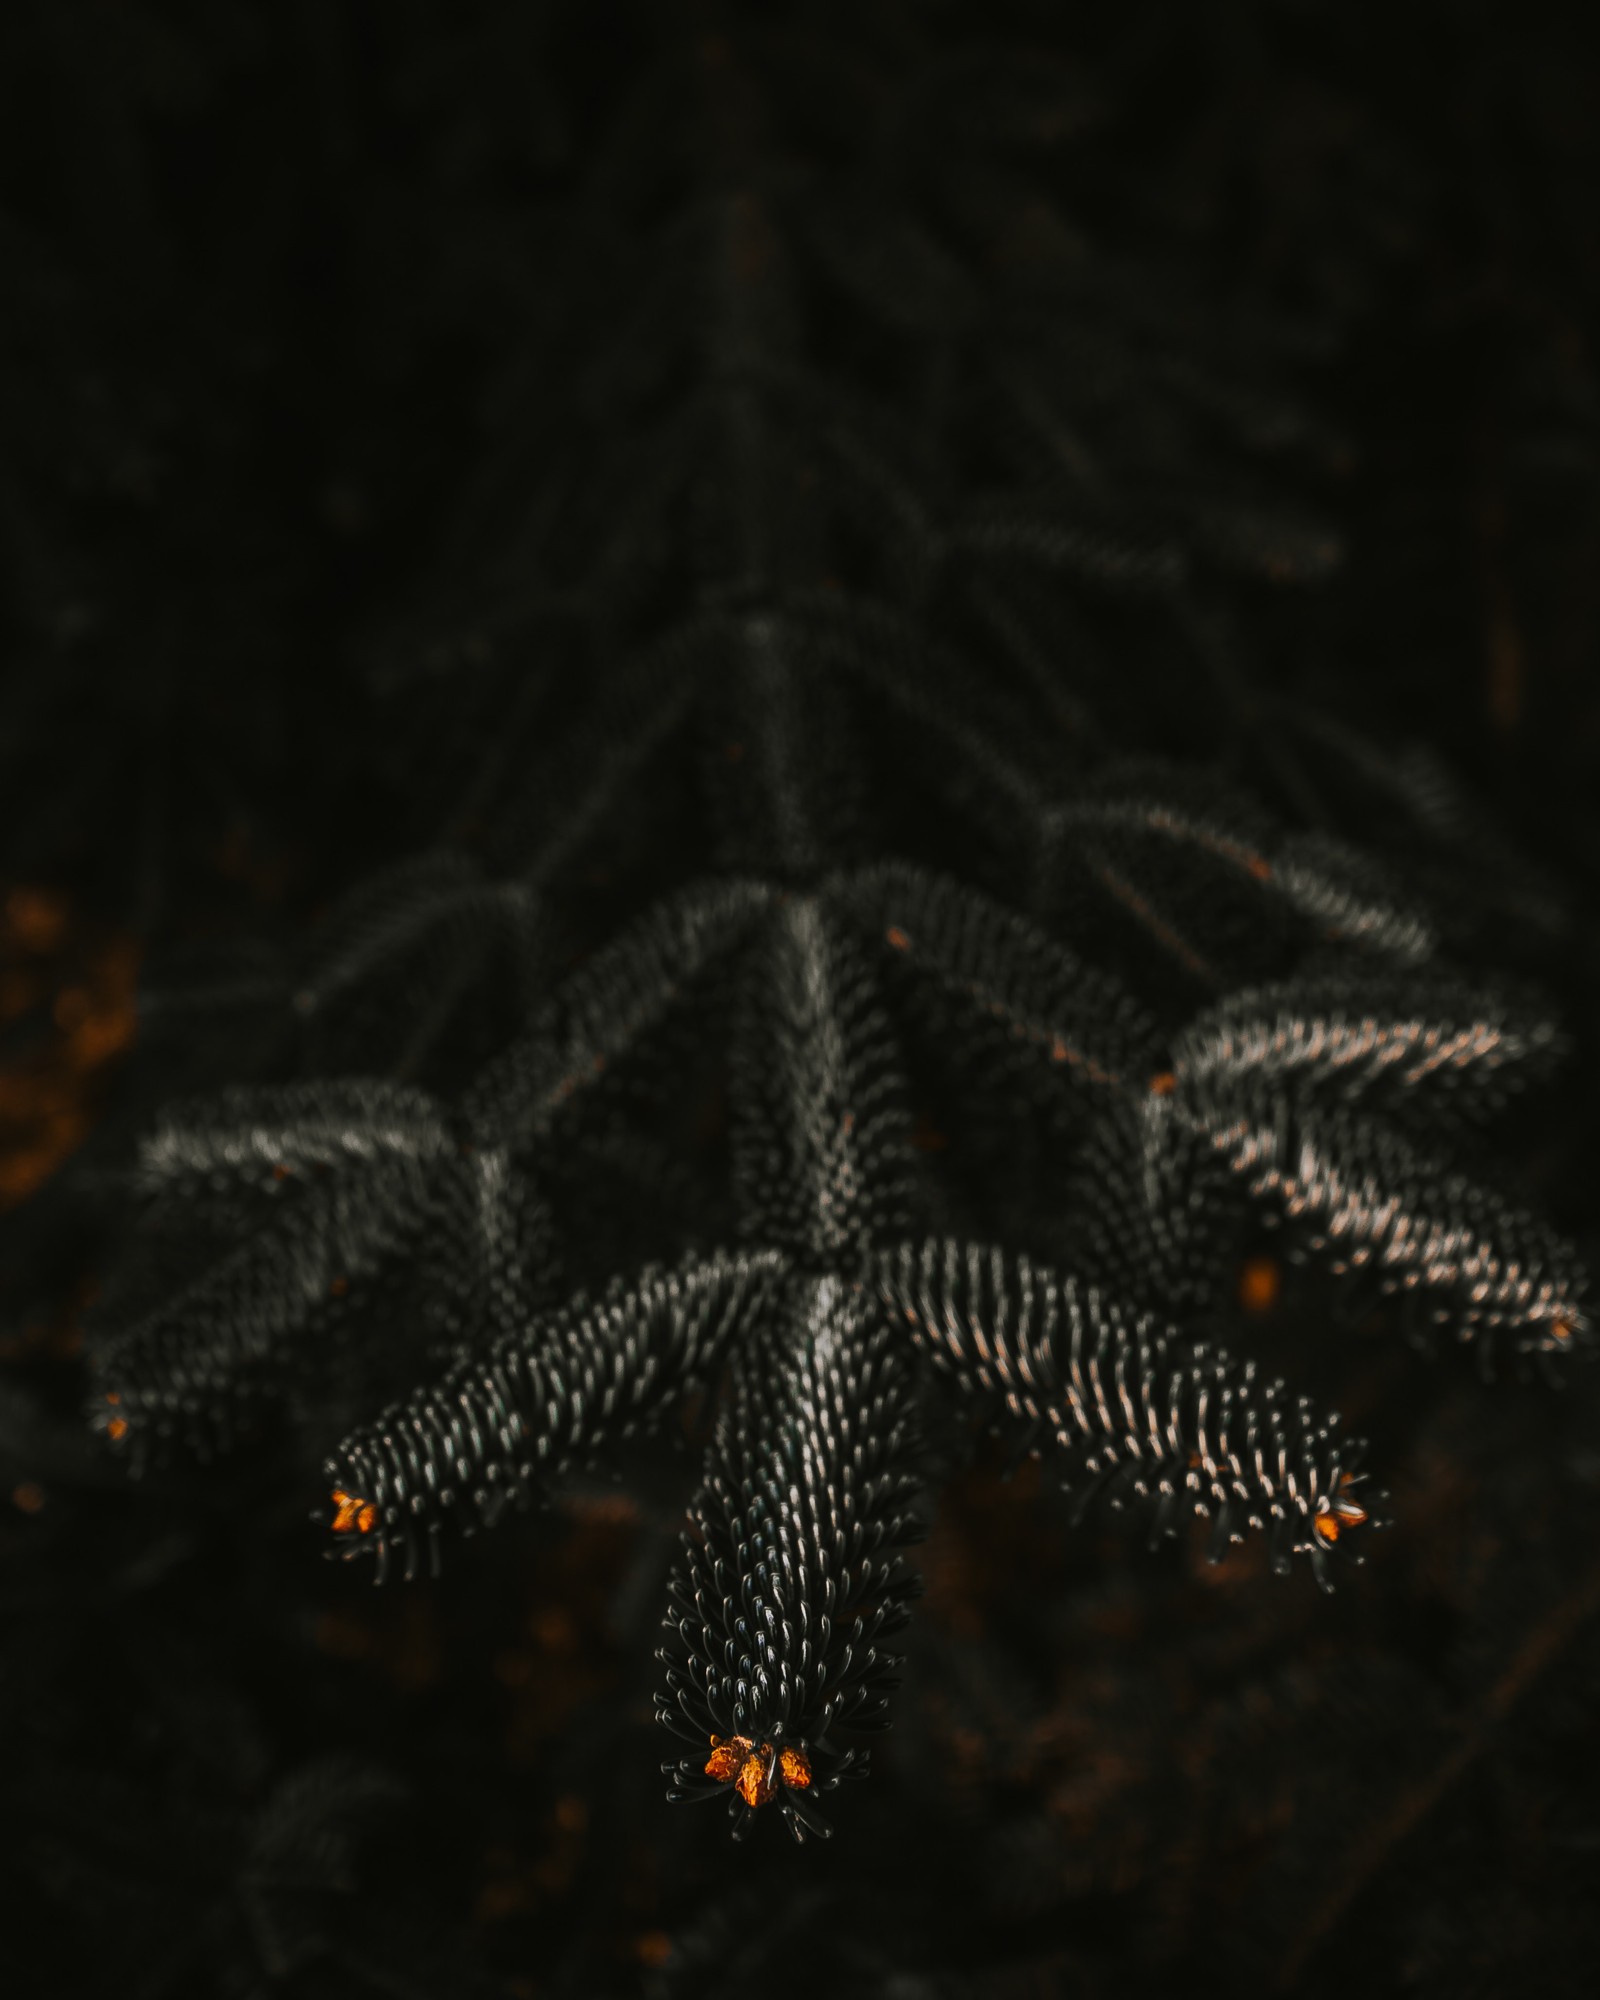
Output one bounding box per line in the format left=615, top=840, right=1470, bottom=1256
left=2, top=4, right=1598, bottom=1995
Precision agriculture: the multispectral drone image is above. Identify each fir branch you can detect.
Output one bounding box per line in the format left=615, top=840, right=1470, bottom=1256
left=322, top=1246, right=788, bottom=1582
left=137, top=1081, right=454, bottom=1194
left=729, top=895, right=914, bottom=1262
left=843, top=859, right=1158, bottom=1094
left=458, top=877, right=773, bottom=1147
left=656, top=1273, right=924, bottom=1841
left=876, top=1236, right=1372, bottom=1585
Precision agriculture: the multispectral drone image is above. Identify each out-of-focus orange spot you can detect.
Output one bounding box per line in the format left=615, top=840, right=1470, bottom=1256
left=886, top=926, right=911, bottom=952
left=562, top=1491, right=640, bottom=1527
left=1246, top=855, right=1273, bottom=882
left=1238, top=1255, right=1281, bottom=1314
left=213, top=821, right=291, bottom=903
left=314, top=1610, right=373, bottom=1659
left=12, top=1481, right=45, bottom=1514
left=554, top=1794, right=587, bottom=1834
left=330, top=1489, right=377, bottom=1535
left=69, top=1005, right=136, bottom=1068
left=724, top=741, right=745, bottom=762
left=1484, top=564, right=1526, bottom=735
left=1149, top=1071, right=1177, bottom=1097
left=0, top=1290, right=90, bottom=1364
left=1550, top=1315, right=1575, bottom=1345
left=911, top=1115, right=948, bottom=1153
left=4, top=889, right=68, bottom=953
left=106, top=1416, right=129, bottom=1443
left=637, top=1932, right=672, bottom=1969
left=0, top=971, right=40, bottom=1021
left=0, top=893, right=139, bottom=1208
left=329, top=1276, right=349, bottom=1298
left=535, top=1605, right=576, bottom=1651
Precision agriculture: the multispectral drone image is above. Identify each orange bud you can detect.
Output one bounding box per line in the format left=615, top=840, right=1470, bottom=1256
left=1333, top=1476, right=1368, bottom=1531
left=736, top=1747, right=777, bottom=1810
left=704, top=1736, right=748, bottom=1783
left=331, top=1489, right=378, bottom=1535
left=1238, top=1255, right=1281, bottom=1315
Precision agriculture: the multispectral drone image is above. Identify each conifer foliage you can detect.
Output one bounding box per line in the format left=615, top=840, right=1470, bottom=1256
left=75, top=0, right=1594, bottom=1865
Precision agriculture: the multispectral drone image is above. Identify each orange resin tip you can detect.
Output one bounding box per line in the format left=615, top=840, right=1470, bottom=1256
left=106, top=1416, right=129, bottom=1443
left=1333, top=1477, right=1369, bottom=1528
left=706, top=1735, right=810, bottom=1805
left=1314, top=1488, right=1368, bottom=1545
left=4, top=887, right=68, bottom=951
left=1238, top=1254, right=1281, bottom=1314
left=1549, top=1315, right=1576, bottom=1345
left=736, top=1748, right=776, bottom=1810
left=330, top=1489, right=378, bottom=1535
left=704, top=1736, right=748, bottom=1783
left=1149, top=1071, right=1177, bottom=1097
left=885, top=925, right=911, bottom=952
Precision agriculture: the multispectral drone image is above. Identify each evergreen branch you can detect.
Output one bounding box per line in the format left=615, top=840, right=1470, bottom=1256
left=291, top=852, right=532, bottom=1020
left=458, top=877, right=773, bottom=1148
left=842, top=860, right=1158, bottom=1093
left=1069, top=1093, right=1243, bottom=1319
left=876, top=1236, right=1373, bottom=1585
left=321, top=1247, right=789, bottom=1583
left=92, top=1127, right=452, bottom=1458
left=729, top=896, right=914, bottom=1261
left=1184, top=1098, right=1589, bottom=1354
left=137, top=1081, right=454, bottom=1194
left=657, top=1273, right=924, bottom=1841
left=1169, top=974, right=1564, bottom=1118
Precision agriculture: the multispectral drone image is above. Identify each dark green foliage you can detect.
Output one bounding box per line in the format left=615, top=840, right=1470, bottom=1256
left=3, top=1, right=1598, bottom=1993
